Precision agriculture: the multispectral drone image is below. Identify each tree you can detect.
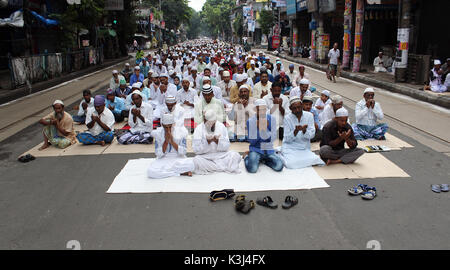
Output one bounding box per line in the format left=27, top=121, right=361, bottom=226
left=257, top=9, right=275, bottom=37
left=232, top=13, right=243, bottom=39
left=201, top=0, right=235, bottom=40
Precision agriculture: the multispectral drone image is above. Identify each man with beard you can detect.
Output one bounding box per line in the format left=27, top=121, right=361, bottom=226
left=320, top=95, right=344, bottom=128
left=253, top=71, right=272, bottom=99
left=228, top=85, right=255, bottom=142
left=117, top=90, right=154, bottom=144
left=194, top=84, right=225, bottom=125
left=38, top=100, right=76, bottom=150
left=278, top=97, right=324, bottom=169
left=289, top=78, right=312, bottom=99
left=109, top=70, right=125, bottom=91
left=263, top=81, right=291, bottom=140
left=192, top=110, right=242, bottom=175
left=76, top=95, right=115, bottom=146
left=217, top=71, right=237, bottom=103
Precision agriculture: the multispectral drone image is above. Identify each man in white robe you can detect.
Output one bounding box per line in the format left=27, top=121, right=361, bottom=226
left=278, top=97, right=325, bottom=169
left=192, top=110, right=242, bottom=175
left=147, top=113, right=195, bottom=179
left=161, top=95, right=185, bottom=128
left=320, top=95, right=344, bottom=128
left=289, top=78, right=312, bottom=99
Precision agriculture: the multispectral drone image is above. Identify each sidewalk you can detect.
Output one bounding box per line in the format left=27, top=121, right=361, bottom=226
left=0, top=55, right=132, bottom=105
left=265, top=50, right=450, bottom=109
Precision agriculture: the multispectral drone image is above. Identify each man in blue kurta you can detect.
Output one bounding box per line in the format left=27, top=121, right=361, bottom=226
left=243, top=99, right=283, bottom=173
left=105, top=88, right=126, bottom=122
left=278, top=96, right=325, bottom=169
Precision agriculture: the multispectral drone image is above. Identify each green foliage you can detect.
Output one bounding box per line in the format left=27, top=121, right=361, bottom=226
left=257, top=9, right=275, bottom=36
left=161, top=0, right=192, bottom=31
left=233, top=12, right=243, bottom=38
left=201, top=0, right=235, bottom=39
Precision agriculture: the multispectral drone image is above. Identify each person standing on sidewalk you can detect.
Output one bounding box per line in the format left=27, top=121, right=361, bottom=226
left=328, top=43, right=340, bottom=83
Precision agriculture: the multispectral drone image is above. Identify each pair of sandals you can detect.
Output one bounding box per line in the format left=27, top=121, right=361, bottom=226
left=431, top=184, right=449, bottom=193
left=256, top=195, right=298, bottom=209
left=348, top=184, right=377, bottom=200
left=18, top=154, right=35, bottom=163
left=234, top=195, right=255, bottom=214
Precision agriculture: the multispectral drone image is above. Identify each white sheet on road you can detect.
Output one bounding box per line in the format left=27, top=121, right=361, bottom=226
left=107, top=158, right=330, bottom=193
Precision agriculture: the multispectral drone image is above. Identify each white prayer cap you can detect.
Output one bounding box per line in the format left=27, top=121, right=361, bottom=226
left=202, top=84, right=213, bottom=94
left=125, top=63, right=130, bottom=66
left=136, top=82, right=143, bottom=88
left=53, top=99, right=64, bottom=106
left=331, top=95, right=343, bottom=104
left=151, top=72, right=159, bottom=78
left=156, top=60, right=162, bottom=65
left=220, top=59, right=225, bottom=64
left=255, top=68, right=261, bottom=74
left=434, top=59, right=441, bottom=65
left=191, top=65, right=198, bottom=70
left=134, top=66, right=140, bottom=70
left=335, top=108, right=349, bottom=117
left=165, top=95, right=176, bottom=104
left=159, top=73, right=169, bottom=78
left=289, top=96, right=302, bottom=105
left=112, top=70, right=119, bottom=74
left=235, top=74, right=246, bottom=82
left=250, top=60, right=255, bottom=65
left=131, top=83, right=141, bottom=89
left=161, top=113, right=175, bottom=125
left=239, top=84, right=250, bottom=91
left=322, top=90, right=330, bottom=97
left=364, top=87, right=375, bottom=94
left=223, top=71, right=230, bottom=77
left=131, top=89, right=143, bottom=97
left=202, top=76, right=211, bottom=82
left=243, top=73, right=249, bottom=80
left=299, top=78, right=310, bottom=85
left=254, top=99, right=267, bottom=107
left=168, top=69, right=175, bottom=76
left=204, top=110, right=217, bottom=122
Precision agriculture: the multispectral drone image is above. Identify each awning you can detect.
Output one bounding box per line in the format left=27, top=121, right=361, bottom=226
left=0, top=10, right=24, bottom=28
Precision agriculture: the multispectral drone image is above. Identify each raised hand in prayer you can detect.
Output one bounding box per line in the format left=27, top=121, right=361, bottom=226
left=82, top=102, right=88, bottom=111
left=108, top=105, right=115, bottom=111
left=301, top=124, right=308, bottom=134
left=366, top=99, right=373, bottom=109
left=316, top=105, right=324, bottom=110
left=261, top=90, right=268, bottom=98
left=91, top=115, right=100, bottom=123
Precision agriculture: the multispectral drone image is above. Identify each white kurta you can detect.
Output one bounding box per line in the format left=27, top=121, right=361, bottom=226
left=289, top=87, right=312, bottom=98
left=85, top=107, right=115, bottom=136
left=314, top=98, right=332, bottom=115
left=263, top=93, right=291, bottom=129
left=355, top=99, right=384, bottom=126
left=319, top=103, right=335, bottom=129
left=161, top=103, right=186, bottom=128
left=128, top=102, right=153, bottom=133
left=279, top=112, right=325, bottom=169
left=147, top=126, right=194, bottom=179
left=192, top=121, right=242, bottom=175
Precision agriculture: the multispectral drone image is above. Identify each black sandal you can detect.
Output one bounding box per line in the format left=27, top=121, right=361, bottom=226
left=256, top=196, right=278, bottom=209
left=18, top=154, right=35, bottom=163
left=282, top=195, right=298, bottom=209
left=209, top=189, right=235, bottom=202
left=234, top=195, right=255, bottom=214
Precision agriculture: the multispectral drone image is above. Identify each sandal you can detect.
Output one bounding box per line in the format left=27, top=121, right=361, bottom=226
left=440, top=184, right=449, bottom=192
left=18, top=154, right=35, bottom=163
left=431, top=184, right=441, bottom=193
left=361, top=187, right=377, bottom=200
left=282, top=195, right=298, bottom=209
left=234, top=195, right=255, bottom=214
left=348, top=184, right=368, bottom=196
left=256, top=196, right=278, bottom=209
left=209, top=189, right=235, bottom=201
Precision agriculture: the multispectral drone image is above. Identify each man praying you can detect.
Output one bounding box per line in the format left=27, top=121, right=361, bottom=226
left=39, top=100, right=76, bottom=150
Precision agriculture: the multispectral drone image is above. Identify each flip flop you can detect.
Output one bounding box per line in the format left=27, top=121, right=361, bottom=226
left=18, top=154, right=35, bottom=163
left=361, top=187, right=377, bottom=200
left=209, top=189, right=235, bottom=201
left=256, top=196, right=278, bottom=209
left=282, top=195, right=298, bottom=209
left=348, top=184, right=368, bottom=196
left=440, top=184, right=449, bottom=192
left=431, top=184, right=441, bottom=193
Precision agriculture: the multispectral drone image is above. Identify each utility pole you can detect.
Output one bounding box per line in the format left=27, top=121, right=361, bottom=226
left=395, top=0, right=410, bottom=82
left=352, top=0, right=364, bottom=72
left=342, top=0, right=352, bottom=69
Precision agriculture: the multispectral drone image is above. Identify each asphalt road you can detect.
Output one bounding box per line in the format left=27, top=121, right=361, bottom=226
left=0, top=53, right=449, bottom=250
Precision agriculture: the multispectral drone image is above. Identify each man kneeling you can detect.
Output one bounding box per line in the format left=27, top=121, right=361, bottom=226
left=147, top=113, right=194, bottom=178
left=320, top=108, right=364, bottom=165
left=118, top=90, right=154, bottom=144
left=38, top=100, right=76, bottom=150
left=76, top=95, right=115, bottom=146
left=192, top=110, right=242, bottom=175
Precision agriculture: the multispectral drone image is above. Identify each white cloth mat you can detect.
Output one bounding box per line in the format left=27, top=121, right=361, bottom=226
left=107, top=158, right=330, bottom=193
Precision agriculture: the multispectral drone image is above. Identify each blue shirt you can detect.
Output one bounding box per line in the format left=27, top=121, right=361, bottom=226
left=246, top=114, right=277, bottom=155
left=308, top=108, right=321, bottom=130
left=105, top=96, right=125, bottom=115
left=115, top=86, right=131, bottom=97
left=129, top=73, right=144, bottom=85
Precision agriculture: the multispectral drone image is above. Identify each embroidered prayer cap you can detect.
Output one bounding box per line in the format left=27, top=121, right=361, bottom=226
left=289, top=96, right=302, bottom=106
left=335, top=108, right=349, bottom=117
left=302, top=95, right=313, bottom=103
left=239, top=84, right=250, bottom=91
left=131, top=83, right=141, bottom=89
left=222, top=71, right=230, bottom=77
left=202, top=84, right=213, bottom=94
left=235, top=74, right=246, bottom=82
left=165, top=95, right=176, bottom=104
left=202, top=76, right=211, bottom=83
left=151, top=72, right=159, bottom=78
